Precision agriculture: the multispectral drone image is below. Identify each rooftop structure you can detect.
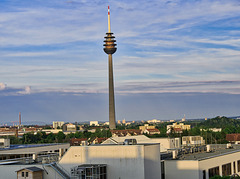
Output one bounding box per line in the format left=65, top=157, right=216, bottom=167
left=71, top=164, right=107, bottom=179
left=182, top=136, right=205, bottom=147
left=16, top=166, right=43, bottom=179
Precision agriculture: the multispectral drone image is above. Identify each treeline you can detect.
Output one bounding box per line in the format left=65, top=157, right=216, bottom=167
left=8, top=128, right=112, bottom=144
left=149, top=116, right=240, bottom=144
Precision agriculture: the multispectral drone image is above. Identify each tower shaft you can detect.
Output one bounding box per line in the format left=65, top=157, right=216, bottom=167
left=108, top=54, right=116, bottom=129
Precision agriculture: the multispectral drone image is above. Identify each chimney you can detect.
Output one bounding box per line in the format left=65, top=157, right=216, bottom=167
left=206, top=145, right=211, bottom=152
left=172, top=150, right=177, bottom=159
left=227, top=143, right=232, bottom=149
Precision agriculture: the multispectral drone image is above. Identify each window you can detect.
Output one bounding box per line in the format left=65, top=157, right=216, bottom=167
left=234, top=162, right=236, bottom=173
left=22, top=172, right=24, bottom=177
left=238, top=160, right=240, bottom=172
left=161, top=161, right=165, bottom=179
left=222, top=163, right=231, bottom=176
left=203, top=170, right=206, bottom=179
left=26, top=172, right=28, bottom=177
left=209, top=166, right=219, bottom=178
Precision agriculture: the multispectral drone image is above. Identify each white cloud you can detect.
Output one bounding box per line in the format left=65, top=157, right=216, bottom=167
left=25, top=86, right=31, bottom=94
left=0, top=0, right=240, bottom=95
left=0, top=83, right=6, bottom=90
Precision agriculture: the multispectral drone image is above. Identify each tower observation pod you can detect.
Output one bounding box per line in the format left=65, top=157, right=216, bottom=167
left=103, top=6, right=117, bottom=130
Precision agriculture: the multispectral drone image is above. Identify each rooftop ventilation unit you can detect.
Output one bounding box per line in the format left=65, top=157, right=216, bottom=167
left=124, top=139, right=137, bottom=145
left=206, top=145, right=211, bottom=152
left=226, top=143, right=233, bottom=149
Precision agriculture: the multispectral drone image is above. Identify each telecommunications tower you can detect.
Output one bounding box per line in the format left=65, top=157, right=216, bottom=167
left=103, top=6, right=117, bottom=129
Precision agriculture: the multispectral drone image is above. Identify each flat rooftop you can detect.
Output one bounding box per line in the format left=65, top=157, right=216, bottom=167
left=166, top=144, right=240, bottom=161
left=0, top=143, right=64, bottom=151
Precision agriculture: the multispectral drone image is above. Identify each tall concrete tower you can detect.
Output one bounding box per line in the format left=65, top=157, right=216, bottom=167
left=103, top=6, right=117, bottom=130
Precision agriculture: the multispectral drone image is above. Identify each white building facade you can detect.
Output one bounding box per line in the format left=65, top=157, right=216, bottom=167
left=59, top=144, right=161, bottom=179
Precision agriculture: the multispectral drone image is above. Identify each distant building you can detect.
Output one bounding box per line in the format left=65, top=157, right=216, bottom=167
left=226, top=134, right=240, bottom=144
left=52, top=121, right=64, bottom=129
left=103, top=121, right=109, bottom=126
left=144, top=128, right=161, bottom=135
left=90, top=137, right=108, bottom=144
left=90, top=121, right=99, bottom=126
left=110, top=129, right=141, bottom=137
left=122, top=119, right=126, bottom=124
left=16, top=166, right=43, bottom=179
left=117, top=120, right=121, bottom=124
left=182, top=136, right=205, bottom=147
left=147, top=119, right=161, bottom=123
left=167, top=123, right=191, bottom=134
left=70, top=138, right=88, bottom=146
left=41, top=129, right=62, bottom=134
left=181, top=114, right=186, bottom=122
left=62, top=123, right=76, bottom=132
left=139, top=124, right=156, bottom=132
left=125, top=122, right=132, bottom=126
left=87, top=129, right=96, bottom=133
left=169, top=120, right=175, bottom=122
left=200, top=128, right=222, bottom=132
left=0, top=138, right=10, bottom=148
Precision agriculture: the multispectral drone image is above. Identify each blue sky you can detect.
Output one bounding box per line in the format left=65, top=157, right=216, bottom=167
left=0, top=0, right=240, bottom=124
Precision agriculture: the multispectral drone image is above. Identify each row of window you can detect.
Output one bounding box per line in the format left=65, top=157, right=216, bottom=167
left=22, top=172, right=28, bottom=177
left=205, top=160, right=240, bottom=178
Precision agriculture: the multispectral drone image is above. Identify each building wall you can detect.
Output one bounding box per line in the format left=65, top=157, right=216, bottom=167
left=53, top=121, right=64, bottom=129
left=59, top=144, right=160, bottom=179
left=165, top=160, right=199, bottom=179
left=144, top=145, right=161, bottom=179
left=164, top=150, right=240, bottom=179
left=199, top=151, right=240, bottom=179
left=17, top=169, right=33, bottom=179
left=32, top=171, right=43, bottom=179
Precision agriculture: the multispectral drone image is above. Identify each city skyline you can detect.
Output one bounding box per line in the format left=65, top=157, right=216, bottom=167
left=0, top=0, right=240, bottom=123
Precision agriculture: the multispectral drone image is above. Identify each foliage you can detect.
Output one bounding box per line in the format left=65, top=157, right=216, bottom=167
left=210, top=175, right=240, bottom=179
left=10, top=129, right=112, bottom=144
left=200, top=116, right=240, bottom=129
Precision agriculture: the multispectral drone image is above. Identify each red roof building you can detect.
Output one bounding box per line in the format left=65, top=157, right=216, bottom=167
left=110, top=129, right=141, bottom=137
left=144, top=128, right=160, bottom=135
left=70, top=138, right=88, bottom=146
left=226, top=134, right=240, bottom=144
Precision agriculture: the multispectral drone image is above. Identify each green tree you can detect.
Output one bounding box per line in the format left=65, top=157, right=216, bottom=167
left=56, top=131, right=66, bottom=143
